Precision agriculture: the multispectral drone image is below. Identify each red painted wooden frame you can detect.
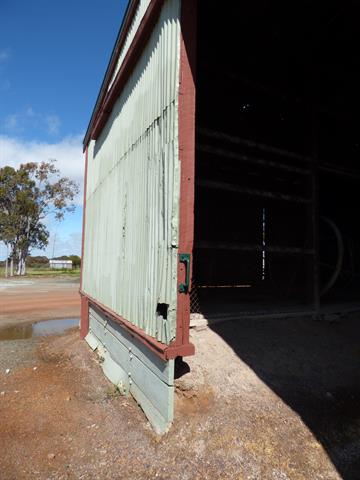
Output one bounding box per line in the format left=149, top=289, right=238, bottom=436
left=173, top=0, right=197, bottom=354
left=89, top=0, right=165, bottom=143
left=83, top=0, right=140, bottom=149
left=80, top=291, right=192, bottom=360
left=80, top=0, right=198, bottom=359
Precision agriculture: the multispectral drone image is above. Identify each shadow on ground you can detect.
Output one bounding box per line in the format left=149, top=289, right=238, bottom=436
left=210, top=313, right=360, bottom=480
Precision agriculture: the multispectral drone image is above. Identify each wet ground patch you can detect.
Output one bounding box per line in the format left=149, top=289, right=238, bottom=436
left=0, top=318, right=79, bottom=341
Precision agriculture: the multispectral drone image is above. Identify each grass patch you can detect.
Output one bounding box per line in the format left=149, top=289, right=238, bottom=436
left=0, top=267, right=81, bottom=277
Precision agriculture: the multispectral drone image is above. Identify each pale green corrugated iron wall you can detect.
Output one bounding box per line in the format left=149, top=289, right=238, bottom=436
left=82, top=0, right=181, bottom=345
left=108, top=0, right=152, bottom=91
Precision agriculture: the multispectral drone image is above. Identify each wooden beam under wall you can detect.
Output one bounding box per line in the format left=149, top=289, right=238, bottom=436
left=196, top=144, right=310, bottom=175
left=196, top=241, right=314, bottom=255
left=196, top=179, right=312, bottom=204
left=198, top=127, right=314, bottom=164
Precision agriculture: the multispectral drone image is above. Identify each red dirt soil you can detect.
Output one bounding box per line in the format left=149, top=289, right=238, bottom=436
left=1, top=276, right=356, bottom=479
left=0, top=277, right=80, bottom=326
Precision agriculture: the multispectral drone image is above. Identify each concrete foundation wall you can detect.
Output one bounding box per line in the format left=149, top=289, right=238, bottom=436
left=86, top=305, right=175, bottom=434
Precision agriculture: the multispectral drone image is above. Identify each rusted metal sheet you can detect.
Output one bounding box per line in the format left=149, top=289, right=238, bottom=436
left=82, top=0, right=181, bottom=345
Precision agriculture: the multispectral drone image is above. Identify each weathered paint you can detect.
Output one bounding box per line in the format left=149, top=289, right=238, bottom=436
left=108, top=0, right=152, bottom=91
left=175, top=0, right=197, bottom=348
left=82, top=0, right=181, bottom=345
left=86, top=306, right=174, bottom=434
left=80, top=295, right=89, bottom=339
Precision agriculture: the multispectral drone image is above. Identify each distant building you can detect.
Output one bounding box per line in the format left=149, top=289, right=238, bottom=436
left=49, top=259, right=72, bottom=270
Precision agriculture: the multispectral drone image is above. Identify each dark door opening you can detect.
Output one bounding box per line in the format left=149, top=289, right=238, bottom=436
left=192, top=0, right=360, bottom=321
left=191, top=3, right=360, bottom=477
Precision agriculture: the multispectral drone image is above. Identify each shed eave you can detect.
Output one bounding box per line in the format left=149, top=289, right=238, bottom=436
left=82, top=0, right=139, bottom=151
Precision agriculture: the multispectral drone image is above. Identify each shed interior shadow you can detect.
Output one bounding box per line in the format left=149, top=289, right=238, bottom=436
left=191, top=2, right=360, bottom=478
left=192, top=0, right=360, bottom=318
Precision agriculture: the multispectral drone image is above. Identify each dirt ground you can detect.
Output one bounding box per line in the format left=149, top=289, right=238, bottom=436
left=0, top=277, right=80, bottom=327
left=1, top=277, right=359, bottom=479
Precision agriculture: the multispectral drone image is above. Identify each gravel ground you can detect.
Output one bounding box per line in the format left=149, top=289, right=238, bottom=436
left=1, top=315, right=359, bottom=479
left=0, top=277, right=359, bottom=479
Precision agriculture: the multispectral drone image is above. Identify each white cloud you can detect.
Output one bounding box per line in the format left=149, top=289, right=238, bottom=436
left=45, top=114, right=61, bottom=135
left=0, top=49, right=11, bottom=91
left=0, top=134, right=84, bottom=204
left=2, top=108, right=62, bottom=136
left=45, top=232, right=82, bottom=258
left=0, top=49, right=10, bottom=63
left=0, top=232, right=82, bottom=260
left=4, top=113, right=17, bottom=129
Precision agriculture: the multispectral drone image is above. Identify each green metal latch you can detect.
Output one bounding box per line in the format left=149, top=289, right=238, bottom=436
left=179, top=253, right=191, bottom=293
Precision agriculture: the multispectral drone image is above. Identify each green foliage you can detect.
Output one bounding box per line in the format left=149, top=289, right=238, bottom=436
left=26, top=255, right=49, bottom=268
left=68, top=255, right=81, bottom=268
left=0, top=160, right=79, bottom=275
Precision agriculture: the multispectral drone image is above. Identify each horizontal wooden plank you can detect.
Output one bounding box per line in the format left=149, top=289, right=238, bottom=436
left=91, top=305, right=174, bottom=385
left=88, top=304, right=174, bottom=433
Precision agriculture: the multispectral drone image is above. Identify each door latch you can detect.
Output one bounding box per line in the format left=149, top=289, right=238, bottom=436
left=178, top=253, right=191, bottom=293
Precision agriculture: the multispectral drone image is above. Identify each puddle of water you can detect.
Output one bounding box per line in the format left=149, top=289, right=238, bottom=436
left=0, top=318, right=79, bottom=341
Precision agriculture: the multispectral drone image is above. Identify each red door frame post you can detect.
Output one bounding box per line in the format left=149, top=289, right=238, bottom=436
left=80, top=147, right=89, bottom=339
left=173, top=0, right=197, bottom=355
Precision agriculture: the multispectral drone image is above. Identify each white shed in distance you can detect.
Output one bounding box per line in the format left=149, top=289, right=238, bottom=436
left=49, top=259, right=72, bottom=270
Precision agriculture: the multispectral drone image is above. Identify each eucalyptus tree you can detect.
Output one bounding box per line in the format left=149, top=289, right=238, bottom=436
left=0, top=161, right=79, bottom=276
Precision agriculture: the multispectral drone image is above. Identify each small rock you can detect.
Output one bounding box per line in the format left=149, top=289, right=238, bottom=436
left=66, top=396, right=71, bottom=402
left=5, top=369, right=10, bottom=375
left=47, top=453, right=56, bottom=460
left=1, top=391, right=5, bottom=396
left=33, top=367, right=37, bottom=371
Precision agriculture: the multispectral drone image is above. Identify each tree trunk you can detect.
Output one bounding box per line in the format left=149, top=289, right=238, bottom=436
left=10, top=257, right=14, bottom=277
left=16, top=255, right=21, bottom=276
left=21, top=257, right=26, bottom=276
left=16, top=252, right=27, bottom=276
left=16, top=249, right=28, bottom=276
left=5, top=244, right=9, bottom=278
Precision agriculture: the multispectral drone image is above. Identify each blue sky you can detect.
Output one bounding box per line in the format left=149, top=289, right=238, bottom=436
left=0, top=0, right=128, bottom=258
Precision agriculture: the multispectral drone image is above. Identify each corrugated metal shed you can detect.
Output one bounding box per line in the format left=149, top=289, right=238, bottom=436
left=108, top=0, right=152, bottom=91
left=82, top=0, right=181, bottom=345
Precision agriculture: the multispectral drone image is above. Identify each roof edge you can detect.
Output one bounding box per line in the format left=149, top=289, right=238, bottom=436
left=83, top=0, right=140, bottom=150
